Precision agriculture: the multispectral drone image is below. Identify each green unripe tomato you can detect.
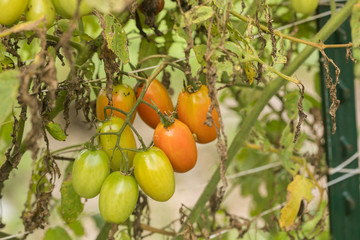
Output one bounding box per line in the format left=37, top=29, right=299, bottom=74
left=290, top=0, right=319, bottom=14
left=99, top=172, right=139, bottom=223
left=98, top=117, right=137, bottom=171
left=71, top=149, right=110, bottom=199
left=51, top=0, right=71, bottom=18
left=25, top=0, right=56, bottom=28
left=60, top=0, right=92, bottom=18
left=0, top=0, right=29, bottom=25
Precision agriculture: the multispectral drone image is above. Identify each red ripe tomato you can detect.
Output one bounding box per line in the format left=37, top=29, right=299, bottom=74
left=135, top=79, right=174, bottom=129
left=154, top=119, right=197, bottom=173
left=177, top=85, right=220, bottom=144
left=99, top=172, right=139, bottom=223
left=96, top=84, right=136, bottom=123
left=133, top=147, right=175, bottom=202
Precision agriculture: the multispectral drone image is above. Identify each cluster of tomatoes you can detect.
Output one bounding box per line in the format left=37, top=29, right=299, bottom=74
left=0, top=0, right=93, bottom=28
left=71, top=79, right=219, bottom=224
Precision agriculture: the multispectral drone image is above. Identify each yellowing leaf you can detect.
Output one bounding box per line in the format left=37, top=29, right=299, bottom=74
left=279, top=175, right=315, bottom=231
left=104, top=15, right=129, bottom=64
left=245, top=62, right=256, bottom=84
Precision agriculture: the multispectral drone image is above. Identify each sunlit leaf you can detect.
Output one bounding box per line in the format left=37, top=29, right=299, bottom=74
left=279, top=175, right=315, bottom=231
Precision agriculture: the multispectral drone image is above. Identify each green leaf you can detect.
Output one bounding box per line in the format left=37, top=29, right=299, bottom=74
left=43, top=226, right=72, bottom=240
left=284, top=91, right=299, bottom=119
left=104, top=15, right=129, bottom=64
left=60, top=168, right=84, bottom=223
left=45, top=122, right=67, bottom=141
left=187, top=6, right=214, bottom=24
left=0, top=70, right=19, bottom=125
left=178, top=6, right=214, bottom=28
left=279, top=175, right=315, bottom=231
left=114, top=230, right=131, bottom=240
left=0, top=114, right=13, bottom=165
left=67, top=220, right=85, bottom=236
left=193, top=44, right=207, bottom=66
left=138, top=37, right=160, bottom=76
left=279, top=125, right=300, bottom=175
left=351, top=2, right=360, bottom=48
left=0, top=42, right=6, bottom=61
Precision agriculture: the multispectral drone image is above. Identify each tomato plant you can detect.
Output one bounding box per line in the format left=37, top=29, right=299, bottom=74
left=98, top=117, right=136, bottom=170
left=177, top=85, right=220, bottom=144
left=99, top=172, right=139, bottom=223
left=290, top=0, right=319, bottom=14
left=71, top=149, right=110, bottom=199
left=0, top=0, right=358, bottom=238
left=0, top=0, right=28, bottom=25
left=96, top=84, right=136, bottom=123
left=135, top=79, right=174, bottom=129
left=154, top=118, right=197, bottom=173
left=133, top=147, right=175, bottom=202
left=25, top=0, right=56, bottom=28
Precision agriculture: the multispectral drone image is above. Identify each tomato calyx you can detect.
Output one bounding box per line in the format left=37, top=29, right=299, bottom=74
left=184, top=81, right=202, bottom=94
left=159, top=112, right=175, bottom=129
left=84, top=141, right=97, bottom=151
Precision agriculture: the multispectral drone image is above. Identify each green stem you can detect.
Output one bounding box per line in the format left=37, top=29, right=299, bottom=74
left=46, top=34, right=82, bottom=52
left=330, top=0, right=337, bottom=16
left=179, top=0, right=357, bottom=233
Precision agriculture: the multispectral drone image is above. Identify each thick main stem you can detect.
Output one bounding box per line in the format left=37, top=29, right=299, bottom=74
left=179, top=0, right=357, bottom=234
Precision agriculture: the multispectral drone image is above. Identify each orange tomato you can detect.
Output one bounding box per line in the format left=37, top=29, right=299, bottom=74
left=177, top=85, right=220, bottom=144
left=96, top=84, right=136, bottom=123
left=154, top=119, right=197, bottom=173
left=135, top=79, right=174, bottom=129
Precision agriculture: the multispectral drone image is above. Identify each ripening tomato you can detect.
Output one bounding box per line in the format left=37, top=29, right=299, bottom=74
left=177, top=85, right=220, bottom=144
left=98, top=117, right=136, bottom=171
left=133, top=147, right=175, bottom=202
left=139, top=0, right=164, bottom=16
left=99, top=172, right=139, bottom=223
left=290, top=0, right=319, bottom=14
left=0, top=0, right=29, bottom=25
left=96, top=84, right=136, bottom=123
left=71, top=149, right=110, bottom=199
left=135, top=79, right=174, bottom=129
left=26, top=0, right=56, bottom=28
left=154, top=119, right=197, bottom=173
